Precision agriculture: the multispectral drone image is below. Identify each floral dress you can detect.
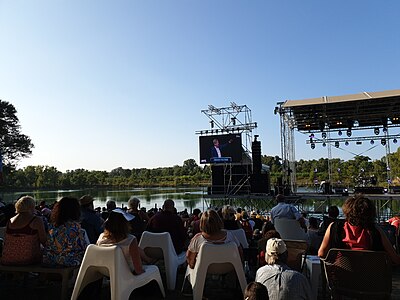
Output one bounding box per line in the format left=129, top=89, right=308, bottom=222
left=43, top=221, right=88, bottom=266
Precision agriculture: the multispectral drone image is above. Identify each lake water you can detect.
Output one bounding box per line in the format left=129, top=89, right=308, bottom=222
left=1, top=187, right=395, bottom=220
left=0, top=187, right=208, bottom=213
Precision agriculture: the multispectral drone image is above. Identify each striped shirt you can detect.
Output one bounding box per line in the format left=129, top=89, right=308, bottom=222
left=255, top=263, right=312, bottom=300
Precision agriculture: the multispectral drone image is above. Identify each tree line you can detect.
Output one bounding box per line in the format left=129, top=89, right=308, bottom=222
left=2, top=98, right=400, bottom=190
left=1, top=150, right=400, bottom=189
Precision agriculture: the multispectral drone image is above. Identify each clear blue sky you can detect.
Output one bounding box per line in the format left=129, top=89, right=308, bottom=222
left=1, top=1, right=399, bottom=172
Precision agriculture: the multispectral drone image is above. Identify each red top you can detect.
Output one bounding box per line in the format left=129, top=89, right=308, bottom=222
left=342, top=222, right=372, bottom=250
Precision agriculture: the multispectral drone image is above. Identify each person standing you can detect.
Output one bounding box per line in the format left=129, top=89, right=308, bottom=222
left=210, top=138, right=233, bottom=159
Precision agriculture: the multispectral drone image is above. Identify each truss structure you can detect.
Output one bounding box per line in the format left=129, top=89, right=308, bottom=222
left=276, top=89, right=400, bottom=193
left=195, top=102, right=257, bottom=157
left=196, top=102, right=257, bottom=197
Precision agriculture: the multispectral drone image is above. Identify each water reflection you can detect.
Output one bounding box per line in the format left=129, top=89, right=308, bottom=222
left=2, top=188, right=395, bottom=219
left=0, top=187, right=205, bottom=213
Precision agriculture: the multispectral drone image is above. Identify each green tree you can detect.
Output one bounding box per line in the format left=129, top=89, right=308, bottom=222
left=0, top=100, right=34, bottom=166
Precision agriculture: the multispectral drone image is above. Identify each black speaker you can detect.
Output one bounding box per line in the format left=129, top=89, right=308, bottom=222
left=211, top=165, right=224, bottom=194
left=250, top=173, right=270, bottom=194
left=252, top=140, right=262, bottom=174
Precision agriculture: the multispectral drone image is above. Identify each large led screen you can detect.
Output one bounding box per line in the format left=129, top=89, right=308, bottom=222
left=199, top=134, right=242, bottom=164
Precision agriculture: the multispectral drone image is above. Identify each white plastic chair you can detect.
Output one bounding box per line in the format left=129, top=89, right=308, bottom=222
left=70, top=244, right=165, bottom=300
left=138, top=231, right=186, bottom=290
left=274, top=218, right=308, bottom=241
left=227, top=228, right=249, bottom=248
left=182, top=242, right=247, bottom=300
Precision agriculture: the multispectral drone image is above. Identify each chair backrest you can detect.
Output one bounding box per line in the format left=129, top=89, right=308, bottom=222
left=274, top=218, right=307, bottom=241
left=193, top=242, right=247, bottom=290
left=283, top=239, right=308, bottom=272
left=73, top=244, right=133, bottom=297
left=227, top=229, right=249, bottom=249
left=321, top=248, right=392, bottom=299
left=139, top=231, right=178, bottom=258
left=378, top=223, right=397, bottom=248
left=139, top=231, right=186, bottom=290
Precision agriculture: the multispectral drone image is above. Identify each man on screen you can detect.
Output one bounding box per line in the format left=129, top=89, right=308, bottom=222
left=210, top=138, right=233, bottom=159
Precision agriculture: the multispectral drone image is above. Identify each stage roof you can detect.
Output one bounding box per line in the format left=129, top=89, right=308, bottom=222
left=282, top=89, right=400, bottom=131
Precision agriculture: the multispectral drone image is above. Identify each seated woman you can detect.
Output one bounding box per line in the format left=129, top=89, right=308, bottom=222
left=43, top=197, right=88, bottom=266
left=186, top=209, right=243, bottom=269
left=318, top=194, right=400, bottom=265
left=257, top=222, right=281, bottom=267
left=97, top=208, right=154, bottom=275
left=221, top=205, right=241, bottom=230
left=1, top=196, right=47, bottom=265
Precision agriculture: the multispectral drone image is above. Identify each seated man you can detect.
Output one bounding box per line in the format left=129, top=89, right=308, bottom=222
left=146, top=199, right=186, bottom=254
left=255, top=238, right=312, bottom=300
left=79, top=195, right=104, bottom=244
left=270, top=194, right=306, bottom=231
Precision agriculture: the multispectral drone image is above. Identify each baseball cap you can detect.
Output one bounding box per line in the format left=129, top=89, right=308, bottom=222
left=266, top=238, right=287, bottom=256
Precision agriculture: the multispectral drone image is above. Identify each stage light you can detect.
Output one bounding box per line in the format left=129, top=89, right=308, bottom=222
left=374, top=128, right=380, bottom=135
left=381, top=139, right=386, bottom=146
left=356, top=141, right=362, bottom=145
left=336, top=121, right=343, bottom=126
left=383, top=126, right=388, bottom=133
left=346, top=129, right=352, bottom=137
left=322, top=132, right=327, bottom=139
left=311, top=143, right=315, bottom=149
left=322, top=142, right=326, bottom=147
left=393, top=138, right=398, bottom=144
left=309, top=133, right=315, bottom=138
left=338, top=130, right=342, bottom=136
left=210, top=120, right=214, bottom=128
left=205, top=130, right=208, bottom=134
left=354, top=120, right=359, bottom=127
left=335, top=141, right=339, bottom=148
left=370, top=140, right=374, bottom=145
left=345, top=141, right=349, bottom=146
left=392, top=117, right=400, bottom=124
left=231, top=117, right=236, bottom=125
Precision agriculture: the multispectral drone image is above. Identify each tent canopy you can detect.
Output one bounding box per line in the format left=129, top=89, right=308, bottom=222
left=282, top=89, right=400, bottom=132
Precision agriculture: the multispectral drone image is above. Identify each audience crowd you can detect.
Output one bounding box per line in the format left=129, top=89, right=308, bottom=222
left=1, top=193, right=400, bottom=300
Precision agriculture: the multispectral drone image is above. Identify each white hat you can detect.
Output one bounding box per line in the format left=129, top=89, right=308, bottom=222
left=266, top=238, right=287, bottom=256
left=112, top=208, right=135, bottom=221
